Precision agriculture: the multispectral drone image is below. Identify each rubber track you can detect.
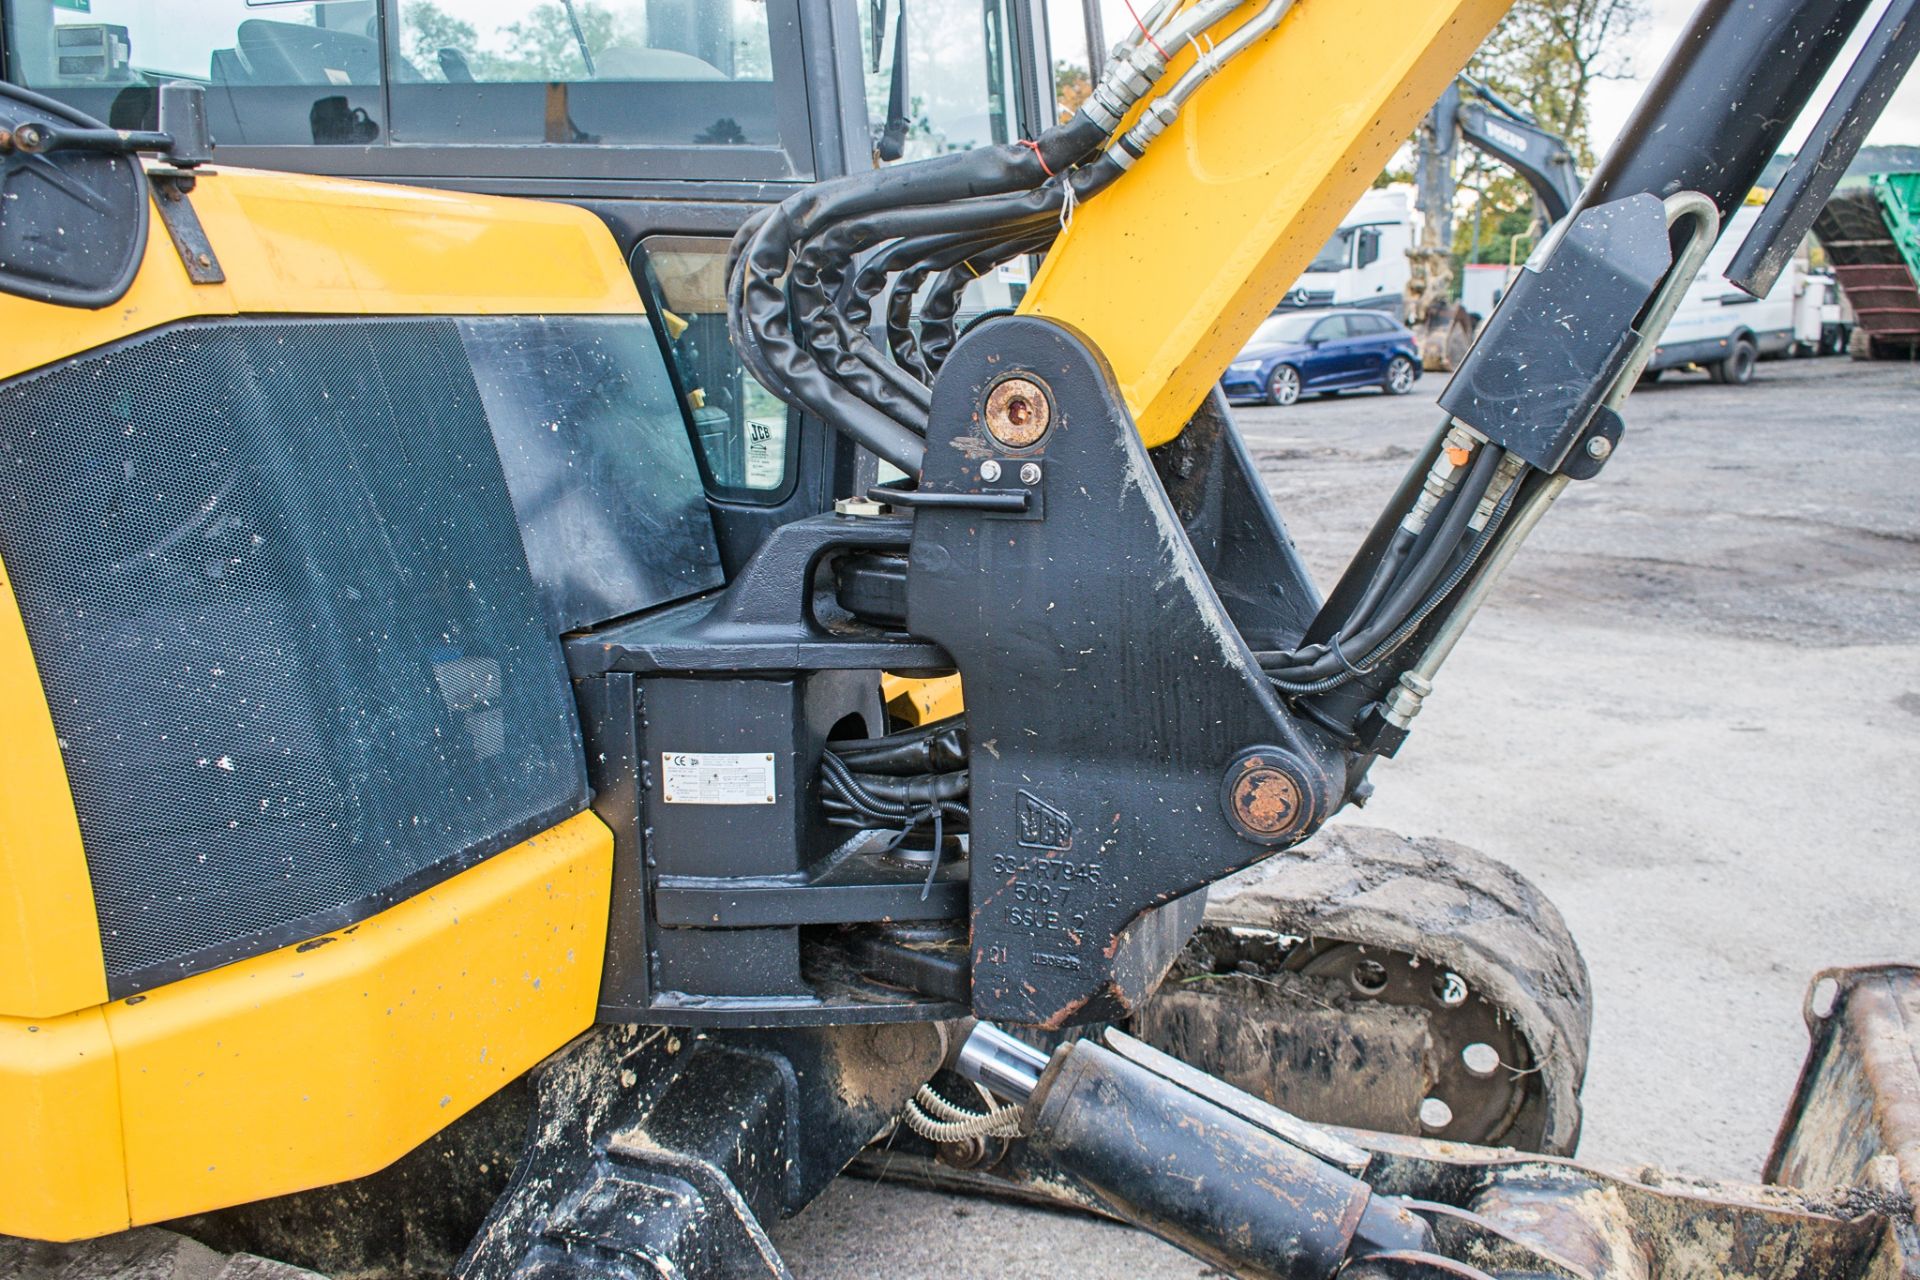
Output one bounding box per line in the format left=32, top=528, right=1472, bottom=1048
left=1190, top=822, right=1592, bottom=1155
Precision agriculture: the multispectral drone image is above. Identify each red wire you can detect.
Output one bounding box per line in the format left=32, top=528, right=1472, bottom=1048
left=1016, top=137, right=1055, bottom=177
left=1122, top=0, right=1169, bottom=59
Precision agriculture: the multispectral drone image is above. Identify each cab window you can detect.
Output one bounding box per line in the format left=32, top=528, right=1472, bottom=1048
left=632, top=236, right=797, bottom=504
left=4, top=0, right=807, bottom=173
left=6, top=1, right=387, bottom=141
left=858, top=0, right=1023, bottom=161
left=386, top=0, right=782, bottom=149
left=855, top=1, right=1041, bottom=331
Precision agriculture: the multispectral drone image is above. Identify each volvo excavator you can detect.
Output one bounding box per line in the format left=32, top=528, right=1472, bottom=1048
left=3, top=0, right=1920, bottom=1276
left=1405, top=74, right=1585, bottom=371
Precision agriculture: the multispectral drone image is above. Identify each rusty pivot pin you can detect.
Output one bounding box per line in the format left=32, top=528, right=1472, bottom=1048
left=984, top=376, right=1051, bottom=449
left=1221, top=747, right=1316, bottom=844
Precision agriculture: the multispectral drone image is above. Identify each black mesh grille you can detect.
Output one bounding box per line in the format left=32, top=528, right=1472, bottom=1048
left=0, top=319, right=587, bottom=992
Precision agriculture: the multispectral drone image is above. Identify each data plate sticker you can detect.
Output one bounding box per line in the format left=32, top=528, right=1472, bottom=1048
left=662, top=752, right=776, bottom=805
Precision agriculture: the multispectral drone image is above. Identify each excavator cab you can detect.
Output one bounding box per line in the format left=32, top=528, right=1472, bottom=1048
left=0, top=0, right=1107, bottom=1256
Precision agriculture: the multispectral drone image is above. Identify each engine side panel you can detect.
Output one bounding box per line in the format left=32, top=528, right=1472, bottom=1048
left=0, top=809, right=612, bottom=1240
left=0, top=558, right=105, bottom=1018
left=0, top=318, right=593, bottom=994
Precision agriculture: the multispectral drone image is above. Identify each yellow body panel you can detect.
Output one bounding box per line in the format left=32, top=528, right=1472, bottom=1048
left=882, top=673, right=965, bottom=725
left=0, top=810, right=611, bottom=1239
left=0, top=168, right=639, bottom=1226
left=1, top=166, right=643, bottom=384
left=1019, top=0, right=1513, bottom=445
left=0, top=560, right=105, bottom=1019
left=0, top=1008, right=127, bottom=1240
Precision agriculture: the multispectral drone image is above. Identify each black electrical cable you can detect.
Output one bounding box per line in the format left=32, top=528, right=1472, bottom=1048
left=832, top=718, right=969, bottom=773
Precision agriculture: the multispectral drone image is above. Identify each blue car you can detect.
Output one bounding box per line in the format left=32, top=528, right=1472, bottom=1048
left=1221, top=309, right=1422, bottom=406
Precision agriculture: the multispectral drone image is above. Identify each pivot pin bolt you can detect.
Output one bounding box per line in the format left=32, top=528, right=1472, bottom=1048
left=1586, top=436, right=1613, bottom=460
left=1019, top=462, right=1042, bottom=485
left=979, top=459, right=1002, bottom=483
left=984, top=377, right=1051, bottom=449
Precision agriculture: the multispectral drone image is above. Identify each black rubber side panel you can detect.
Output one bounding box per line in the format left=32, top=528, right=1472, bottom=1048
left=0, top=318, right=588, bottom=993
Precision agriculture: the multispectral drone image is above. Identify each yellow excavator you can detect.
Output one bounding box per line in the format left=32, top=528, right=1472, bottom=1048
left=3, top=0, right=1919, bottom=1276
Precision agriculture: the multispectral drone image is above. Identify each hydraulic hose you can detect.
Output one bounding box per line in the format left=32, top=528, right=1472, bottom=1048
left=1266, top=444, right=1501, bottom=684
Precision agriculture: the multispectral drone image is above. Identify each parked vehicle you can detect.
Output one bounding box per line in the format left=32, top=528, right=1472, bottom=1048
left=1278, top=188, right=1417, bottom=315
left=1221, top=308, right=1423, bottom=405
left=1646, top=205, right=1826, bottom=383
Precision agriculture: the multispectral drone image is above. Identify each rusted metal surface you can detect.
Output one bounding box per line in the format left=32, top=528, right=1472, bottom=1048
left=1225, top=752, right=1310, bottom=840
left=1767, top=964, right=1920, bottom=1276
left=1350, top=1133, right=1896, bottom=1279
left=1137, top=959, right=1441, bottom=1136
left=982, top=375, right=1051, bottom=448
left=1152, top=824, right=1592, bottom=1155
left=869, top=967, right=1920, bottom=1279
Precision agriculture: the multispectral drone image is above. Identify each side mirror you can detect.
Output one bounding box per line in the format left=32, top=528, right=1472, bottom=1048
left=0, top=84, right=151, bottom=308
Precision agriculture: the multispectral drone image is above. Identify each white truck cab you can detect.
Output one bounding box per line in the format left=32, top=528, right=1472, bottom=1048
left=1280, top=187, right=1416, bottom=317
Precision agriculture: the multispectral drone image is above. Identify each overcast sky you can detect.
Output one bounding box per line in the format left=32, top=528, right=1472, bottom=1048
left=1588, top=0, right=1920, bottom=155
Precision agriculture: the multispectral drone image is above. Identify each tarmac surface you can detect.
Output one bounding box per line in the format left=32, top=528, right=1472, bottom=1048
left=771, top=355, right=1920, bottom=1276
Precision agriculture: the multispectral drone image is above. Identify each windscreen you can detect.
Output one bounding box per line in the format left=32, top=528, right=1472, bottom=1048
left=4, top=0, right=807, bottom=173
left=1306, top=226, right=1354, bottom=273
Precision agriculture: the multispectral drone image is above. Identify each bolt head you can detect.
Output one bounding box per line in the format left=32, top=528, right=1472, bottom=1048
left=979, top=459, right=1002, bottom=483
left=983, top=377, right=1051, bottom=449
left=1586, top=436, right=1613, bottom=460
left=1018, top=462, right=1042, bottom=485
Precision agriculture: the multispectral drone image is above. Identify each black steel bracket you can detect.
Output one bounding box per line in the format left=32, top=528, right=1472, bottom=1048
left=150, top=170, right=225, bottom=285
left=1440, top=193, right=1670, bottom=473
left=904, top=315, right=1347, bottom=1028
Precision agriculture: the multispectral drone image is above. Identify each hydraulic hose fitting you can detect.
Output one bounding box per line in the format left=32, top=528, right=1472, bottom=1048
left=1090, top=44, right=1165, bottom=127
left=1381, top=671, right=1434, bottom=731
left=953, top=1022, right=1049, bottom=1105
left=1470, top=451, right=1527, bottom=532
left=1401, top=422, right=1481, bottom=536
left=1121, top=98, right=1180, bottom=157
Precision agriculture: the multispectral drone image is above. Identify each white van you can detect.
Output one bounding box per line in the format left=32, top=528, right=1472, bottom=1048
left=1646, top=205, right=1824, bottom=383
left=1280, top=188, right=1417, bottom=317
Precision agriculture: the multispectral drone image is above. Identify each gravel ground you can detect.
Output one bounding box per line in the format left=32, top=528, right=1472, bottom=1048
left=770, top=354, right=1920, bottom=1276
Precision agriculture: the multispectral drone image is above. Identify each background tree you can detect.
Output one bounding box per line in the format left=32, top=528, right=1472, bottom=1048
left=1453, top=0, right=1646, bottom=266
left=401, top=1, right=633, bottom=82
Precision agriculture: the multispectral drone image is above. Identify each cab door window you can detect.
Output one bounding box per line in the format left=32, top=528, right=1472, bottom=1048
left=385, top=0, right=799, bottom=163
left=858, top=0, right=1024, bottom=160
left=631, top=236, right=797, bottom=503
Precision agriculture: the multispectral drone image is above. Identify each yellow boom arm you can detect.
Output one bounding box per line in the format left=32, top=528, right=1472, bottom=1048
left=1020, top=0, right=1513, bottom=446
